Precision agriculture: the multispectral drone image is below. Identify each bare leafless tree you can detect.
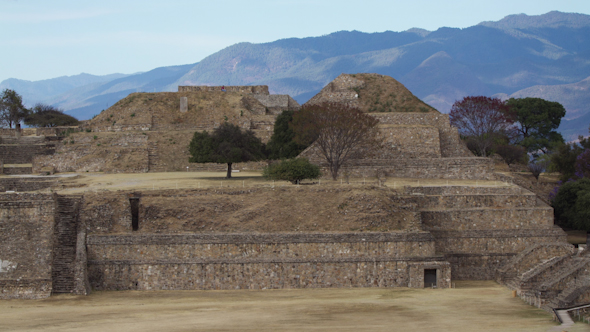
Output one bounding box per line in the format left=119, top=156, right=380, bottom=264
left=292, top=102, right=380, bottom=180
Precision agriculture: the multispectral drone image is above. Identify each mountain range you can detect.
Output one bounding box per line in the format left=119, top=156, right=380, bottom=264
left=2, top=11, right=590, bottom=139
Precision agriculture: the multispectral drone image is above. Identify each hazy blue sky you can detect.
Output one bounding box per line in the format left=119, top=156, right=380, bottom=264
left=1, top=0, right=589, bottom=82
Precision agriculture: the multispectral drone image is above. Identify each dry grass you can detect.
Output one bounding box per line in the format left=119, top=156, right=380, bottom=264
left=87, top=91, right=259, bottom=129
left=0, top=281, right=580, bottom=332
left=50, top=172, right=517, bottom=234
left=353, top=73, right=436, bottom=113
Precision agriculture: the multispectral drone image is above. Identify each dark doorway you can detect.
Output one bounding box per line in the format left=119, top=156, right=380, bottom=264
left=130, top=197, right=140, bottom=231
left=424, top=269, right=437, bottom=288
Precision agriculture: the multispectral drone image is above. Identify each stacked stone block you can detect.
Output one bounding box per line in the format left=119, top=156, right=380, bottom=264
left=0, top=194, right=55, bottom=299
left=86, top=232, right=451, bottom=290
left=397, top=186, right=567, bottom=280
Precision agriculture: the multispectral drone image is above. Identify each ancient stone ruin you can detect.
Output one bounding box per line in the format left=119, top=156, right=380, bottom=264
left=0, top=74, right=587, bottom=313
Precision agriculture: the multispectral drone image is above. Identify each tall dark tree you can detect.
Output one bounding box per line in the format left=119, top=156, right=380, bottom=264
left=188, top=122, right=265, bottom=178
left=0, top=89, right=29, bottom=128
left=550, top=136, right=590, bottom=181
left=449, top=96, right=517, bottom=157
left=552, top=178, right=590, bottom=232
left=291, top=102, right=380, bottom=180
left=25, top=104, right=79, bottom=127
left=507, top=97, right=565, bottom=155
left=267, top=110, right=308, bottom=159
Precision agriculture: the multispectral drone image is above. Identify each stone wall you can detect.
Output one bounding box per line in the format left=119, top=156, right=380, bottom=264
left=253, top=94, right=301, bottom=114
left=421, top=207, right=554, bottom=231
left=0, top=193, right=55, bottom=299
left=371, top=113, right=472, bottom=158
left=376, top=125, right=441, bottom=159
left=398, top=186, right=569, bottom=280
left=323, top=158, right=495, bottom=180
left=0, top=177, right=57, bottom=192
left=0, top=127, right=76, bottom=137
left=0, top=143, right=55, bottom=164
left=86, top=232, right=450, bottom=290
left=304, top=75, right=365, bottom=109
left=432, top=226, right=566, bottom=280
left=89, top=124, right=152, bottom=132
left=33, top=133, right=149, bottom=173
left=3, top=166, right=33, bottom=175
left=178, top=85, right=269, bottom=94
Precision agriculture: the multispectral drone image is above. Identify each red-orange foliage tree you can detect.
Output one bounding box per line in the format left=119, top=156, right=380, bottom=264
left=291, top=102, right=380, bottom=180
left=449, top=96, right=517, bottom=156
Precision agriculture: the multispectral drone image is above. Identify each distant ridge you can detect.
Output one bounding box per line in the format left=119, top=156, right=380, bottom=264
left=3, top=11, right=590, bottom=137
left=479, top=11, right=590, bottom=29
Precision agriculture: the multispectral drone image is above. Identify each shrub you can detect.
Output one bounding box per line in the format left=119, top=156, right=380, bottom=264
left=528, top=162, right=544, bottom=181
left=263, top=158, right=321, bottom=184
left=495, top=145, right=526, bottom=165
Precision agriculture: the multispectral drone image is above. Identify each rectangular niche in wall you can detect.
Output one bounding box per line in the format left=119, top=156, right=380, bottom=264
left=424, top=269, right=437, bottom=288
left=129, top=197, right=140, bottom=231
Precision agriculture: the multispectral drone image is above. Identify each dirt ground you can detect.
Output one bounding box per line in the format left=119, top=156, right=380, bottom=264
left=1, top=281, right=586, bottom=332
left=51, top=171, right=516, bottom=194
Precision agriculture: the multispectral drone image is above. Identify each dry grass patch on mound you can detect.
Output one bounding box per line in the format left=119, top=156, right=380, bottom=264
left=352, top=73, right=436, bottom=113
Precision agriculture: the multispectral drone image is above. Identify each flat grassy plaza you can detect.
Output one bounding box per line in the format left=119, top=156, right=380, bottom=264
left=1, top=281, right=585, bottom=332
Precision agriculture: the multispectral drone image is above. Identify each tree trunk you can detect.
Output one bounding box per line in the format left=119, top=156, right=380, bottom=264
left=226, top=163, right=232, bottom=179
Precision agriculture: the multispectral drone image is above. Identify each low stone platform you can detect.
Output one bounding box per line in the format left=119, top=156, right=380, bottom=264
left=86, top=232, right=451, bottom=290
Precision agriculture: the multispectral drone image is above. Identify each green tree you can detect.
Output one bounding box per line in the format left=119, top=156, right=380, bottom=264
left=552, top=178, right=590, bottom=231
left=291, top=102, right=380, bottom=180
left=263, top=158, right=321, bottom=184
left=267, top=110, right=308, bottom=159
left=0, top=89, right=29, bottom=128
left=549, top=136, right=590, bottom=181
left=25, top=104, right=79, bottom=127
left=188, top=122, right=265, bottom=178
left=507, top=97, right=565, bottom=155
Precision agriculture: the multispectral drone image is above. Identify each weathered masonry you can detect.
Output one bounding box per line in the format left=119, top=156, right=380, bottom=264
left=0, top=193, right=88, bottom=299
left=0, top=184, right=570, bottom=299
left=87, top=233, right=451, bottom=290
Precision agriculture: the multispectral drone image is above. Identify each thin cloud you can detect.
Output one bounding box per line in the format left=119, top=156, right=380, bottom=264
left=0, top=8, right=114, bottom=23
left=5, top=30, right=238, bottom=49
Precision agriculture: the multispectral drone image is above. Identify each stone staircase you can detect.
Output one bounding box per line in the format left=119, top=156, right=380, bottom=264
left=513, top=255, right=571, bottom=290
left=51, top=195, right=82, bottom=294
left=537, top=256, right=590, bottom=291
left=147, top=141, right=159, bottom=172
left=546, top=281, right=590, bottom=310
left=397, top=186, right=568, bottom=280
left=0, top=177, right=57, bottom=192
left=497, top=240, right=590, bottom=310
left=1, top=135, right=56, bottom=175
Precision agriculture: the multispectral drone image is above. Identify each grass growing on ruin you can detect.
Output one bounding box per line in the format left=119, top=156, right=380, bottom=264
left=0, top=281, right=581, bottom=332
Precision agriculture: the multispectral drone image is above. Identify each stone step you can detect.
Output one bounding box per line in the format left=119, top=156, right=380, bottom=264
left=51, top=195, right=82, bottom=294
left=539, top=258, right=590, bottom=291
left=396, top=193, right=537, bottom=209
left=405, top=186, right=529, bottom=196
left=421, top=207, right=554, bottom=230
